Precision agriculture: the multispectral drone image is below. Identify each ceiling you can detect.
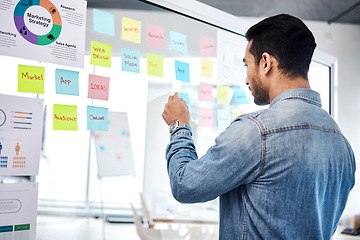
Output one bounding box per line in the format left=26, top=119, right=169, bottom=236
left=87, top=0, right=360, bottom=25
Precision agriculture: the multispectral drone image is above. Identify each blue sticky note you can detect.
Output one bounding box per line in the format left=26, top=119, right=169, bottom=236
left=170, top=31, right=188, bottom=54
left=121, top=48, right=140, bottom=73
left=178, top=92, right=191, bottom=113
left=217, top=109, right=231, bottom=129
left=87, top=106, right=108, bottom=131
left=232, top=88, right=249, bottom=104
left=93, top=9, right=115, bottom=36
left=55, top=69, right=79, bottom=96
left=175, top=60, right=190, bottom=83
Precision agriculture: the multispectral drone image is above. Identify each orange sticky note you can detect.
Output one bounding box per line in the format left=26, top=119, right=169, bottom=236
left=90, top=40, right=112, bottom=68
left=122, top=17, right=142, bottom=44
left=201, top=57, right=213, bottom=78
left=18, top=65, right=44, bottom=94
left=147, top=53, right=164, bottom=77
left=53, top=104, right=78, bottom=131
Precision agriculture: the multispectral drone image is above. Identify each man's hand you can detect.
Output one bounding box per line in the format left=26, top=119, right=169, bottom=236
left=162, top=92, right=190, bottom=126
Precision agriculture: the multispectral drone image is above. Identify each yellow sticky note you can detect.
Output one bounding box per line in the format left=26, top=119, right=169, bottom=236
left=90, top=41, right=112, bottom=68
left=147, top=53, right=164, bottom=77
left=201, top=57, right=213, bottom=78
left=217, top=85, right=230, bottom=105
left=53, top=104, right=78, bottom=131
left=232, top=109, right=244, bottom=120
left=18, top=65, right=44, bottom=94
left=122, top=17, right=142, bottom=44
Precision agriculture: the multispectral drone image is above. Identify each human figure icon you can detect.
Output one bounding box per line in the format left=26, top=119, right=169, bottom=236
left=15, top=143, right=20, bottom=155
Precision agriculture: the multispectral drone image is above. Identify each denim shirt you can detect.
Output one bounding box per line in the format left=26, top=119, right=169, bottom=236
left=165, top=88, right=355, bottom=240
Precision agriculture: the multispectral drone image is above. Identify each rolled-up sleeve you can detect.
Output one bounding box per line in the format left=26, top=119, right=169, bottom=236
left=165, top=117, right=263, bottom=203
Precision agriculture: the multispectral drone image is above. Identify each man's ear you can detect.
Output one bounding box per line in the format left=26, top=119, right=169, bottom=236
left=260, top=52, right=273, bottom=75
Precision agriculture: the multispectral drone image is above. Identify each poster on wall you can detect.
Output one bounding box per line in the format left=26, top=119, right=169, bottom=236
left=0, top=94, right=44, bottom=176
left=0, top=183, right=38, bottom=240
left=0, top=0, right=87, bottom=68
left=93, top=111, right=135, bottom=178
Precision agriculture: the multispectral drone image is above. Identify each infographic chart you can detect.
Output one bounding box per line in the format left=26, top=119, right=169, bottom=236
left=0, top=94, right=44, bottom=176
left=0, top=183, right=38, bottom=240
left=0, top=0, right=87, bottom=68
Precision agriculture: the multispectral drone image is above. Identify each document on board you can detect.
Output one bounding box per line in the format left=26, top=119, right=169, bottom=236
left=0, top=0, right=87, bottom=68
left=0, top=94, right=44, bottom=176
left=0, top=183, right=38, bottom=240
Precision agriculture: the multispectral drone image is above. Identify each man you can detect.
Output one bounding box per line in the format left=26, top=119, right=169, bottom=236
left=162, top=14, right=355, bottom=239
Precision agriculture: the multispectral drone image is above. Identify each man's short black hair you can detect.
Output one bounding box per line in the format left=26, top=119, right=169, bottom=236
left=245, top=14, right=316, bottom=80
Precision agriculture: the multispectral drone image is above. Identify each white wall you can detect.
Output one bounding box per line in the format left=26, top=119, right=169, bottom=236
left=242, top=17, right=360, bottom=217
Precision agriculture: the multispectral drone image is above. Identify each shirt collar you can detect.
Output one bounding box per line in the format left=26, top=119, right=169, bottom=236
left=269, top=88, right=322, bottom=108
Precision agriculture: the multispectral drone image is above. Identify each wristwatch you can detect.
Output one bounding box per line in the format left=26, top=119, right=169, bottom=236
left=169, top=120, right=180, bottom=133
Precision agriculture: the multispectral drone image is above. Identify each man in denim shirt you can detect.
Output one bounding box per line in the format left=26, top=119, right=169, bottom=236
left=162, top=14, right=355, bottom=239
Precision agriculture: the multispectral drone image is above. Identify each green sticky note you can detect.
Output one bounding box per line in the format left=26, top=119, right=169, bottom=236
left=18, top=65, right=45, bottom=94
left=147, top=53, right=164, bottom=76
left=90, top=40, right=112, bottom=68
left=53, top=104, right=78, bottom=131
left=217, top=85, right=230, bottom=105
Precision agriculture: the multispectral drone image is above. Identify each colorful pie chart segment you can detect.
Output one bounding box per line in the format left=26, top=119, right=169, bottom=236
left=14, top=0, right=62, bottom=45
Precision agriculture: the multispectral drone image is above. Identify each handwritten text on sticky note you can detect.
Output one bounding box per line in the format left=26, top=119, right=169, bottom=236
left=122, top=17, right=142, bottom=44
left=55, top=69, right=79, bottom=96
left=90, top=41, right=112, bottom=68
left=53, top=104, right=78, bottom=131
left=201, top=36, right=215, bottom=57
left=147, top=53, right=164, bottom=77
left=199, top=108, right=213, bottom=127
left=88, top=74, right=110, bottom=101
left=175, top=60, right=190, bottom=83
left=87, top=106, right=108, bottom=131
left=147, top=24, right=164, bottom=48
left=121, top=48, right=140, bottom=73
left=217, top=109, right=231, bottom=129
left=217, top=85, right=230, bottom=105
left=201, top=57, right=213, bottom=78
left=199, top=82, right=213, bottom=102
left=18, top=65, right=44, bottom=94
left=170, top=31, right=188, bottom=54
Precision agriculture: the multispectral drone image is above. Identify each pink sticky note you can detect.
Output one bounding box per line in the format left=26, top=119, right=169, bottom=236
left=147, top=24, right=164, bottom=49
left=201, top=36, right=215, bottom=57
left=88, top=74, right=110, bottom=101
left=199, top=82, right=213, bottom=102
left=199, top=108, right=213, bottom=127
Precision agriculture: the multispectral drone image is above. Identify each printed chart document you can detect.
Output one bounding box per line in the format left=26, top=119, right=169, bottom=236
left=0, top=94, right=44, bottom=176
left=0, top=183, right=38, bottom=240
left=0, top=0, right=87, bottom=68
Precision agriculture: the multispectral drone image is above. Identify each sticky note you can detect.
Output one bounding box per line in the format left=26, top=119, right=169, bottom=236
left=201, top=57, right=213, bottom=78
left=175, top=60, right=190, bottom=83
left=199, top=108, right=213, bottom=127
left=147, top=24, right=164, bottom=48
left=217, top=109, right=231, bottom=129
left=90, top=41, right=112, bottom=68
left=121, top=48, right=140, bottom=73
left=232, top=109, right=243, bottom=120
left=147, top=53, right=164, bottom=77
left=93, top=9, right=115, bottom=36
left=201, top=36, right=215, bottom=57
left=53, top=104, right=78, bottom=131
left=87, top=106, right=108, bottom=131
left=217, top=85, right=230, bottom=105
left=55, top=69, right=79, bottom=96
left=122, top=17, right=142, bottom=44
left=18, top=65, right=44, bottom=94
left=232, top=87, right=249, bottom=104
left=199, top=82, right=213, bottom=102
left=88, top=74, right=110, bottom=101
left=170, top=31, right=188, bottom=54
